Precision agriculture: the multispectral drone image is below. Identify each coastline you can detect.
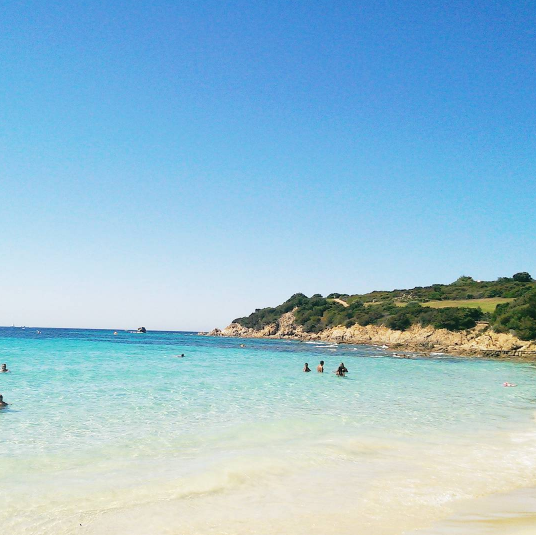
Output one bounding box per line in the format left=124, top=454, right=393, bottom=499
left=206, top=311, right=536, bottom=360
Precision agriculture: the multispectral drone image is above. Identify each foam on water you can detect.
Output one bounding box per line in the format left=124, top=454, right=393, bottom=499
left=1, top=328, right=536, bottom=534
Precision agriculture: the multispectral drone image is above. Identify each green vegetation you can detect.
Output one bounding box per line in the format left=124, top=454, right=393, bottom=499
left=343, top=274, right=534, bottom=305
left=234, top=273, right=536, bottom=339
left=513, top=272, right=533, bottom=283
left=234, top=293, right=311, bottom=331
left=493, top=288, right=536, bottom=340
left=406, top=298, right=514, bottom=314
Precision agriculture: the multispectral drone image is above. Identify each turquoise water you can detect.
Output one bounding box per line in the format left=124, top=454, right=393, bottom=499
left=2, top=328, right=536, bottom=535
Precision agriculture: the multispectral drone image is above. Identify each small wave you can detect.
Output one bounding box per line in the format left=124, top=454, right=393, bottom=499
left=320, top=437, right=394, bottom=459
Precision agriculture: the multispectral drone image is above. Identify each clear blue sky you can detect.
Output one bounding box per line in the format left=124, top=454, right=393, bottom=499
left=1, top=0, right=534, bottom=330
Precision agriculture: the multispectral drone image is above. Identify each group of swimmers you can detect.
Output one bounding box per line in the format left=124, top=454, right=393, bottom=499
left=303, top=361, right=349, bottom=376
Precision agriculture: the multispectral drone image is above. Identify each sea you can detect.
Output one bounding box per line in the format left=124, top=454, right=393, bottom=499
left=1, top=327, right=536, bottom=535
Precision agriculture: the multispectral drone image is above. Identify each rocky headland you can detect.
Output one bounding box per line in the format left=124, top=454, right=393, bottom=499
left=207, top=310, right=536, bottom=358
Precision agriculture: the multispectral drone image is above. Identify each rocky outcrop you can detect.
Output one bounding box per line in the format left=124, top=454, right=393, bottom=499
left=313, top=323, right=536, bottom=355
left=207, top=312, right=536, bottom=357
left=208, top=311, right=305, bottom=339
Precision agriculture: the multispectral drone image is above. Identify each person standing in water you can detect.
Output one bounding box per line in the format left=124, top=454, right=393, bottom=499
left=317, top=361, right=324, bottom=373
left=303, top=363, right=311, bottom=372
left=1, top=364, right=8, bottom=373
left=0, top=394, right=8, bottom=408
left=336, top=362, right=348, bottom=376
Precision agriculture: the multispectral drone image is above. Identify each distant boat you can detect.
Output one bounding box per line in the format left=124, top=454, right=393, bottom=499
left=137, top=327, right=147, bottom=333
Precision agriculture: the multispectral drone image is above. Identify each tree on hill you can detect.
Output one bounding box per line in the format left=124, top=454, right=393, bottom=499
left=453, top=275, right=474, bottom=284
left=513, top=272, right=533, bottom=282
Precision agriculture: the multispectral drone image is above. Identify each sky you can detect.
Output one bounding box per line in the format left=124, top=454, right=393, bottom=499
left=0, top=0, right=535, bottom=330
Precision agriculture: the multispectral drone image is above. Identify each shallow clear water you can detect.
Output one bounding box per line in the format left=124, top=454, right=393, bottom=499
left=1, top=328, right=536, bottom=534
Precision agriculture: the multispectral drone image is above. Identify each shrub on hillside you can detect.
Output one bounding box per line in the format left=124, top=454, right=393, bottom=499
left=386, top=313, right=412, bottom=331
left=493, top=288, right=536, bottom=340
left=428, top=307, right=483, bottom=330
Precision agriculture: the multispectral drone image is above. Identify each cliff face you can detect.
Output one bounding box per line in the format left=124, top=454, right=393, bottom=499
left=208, top=311, right=536, bottom=356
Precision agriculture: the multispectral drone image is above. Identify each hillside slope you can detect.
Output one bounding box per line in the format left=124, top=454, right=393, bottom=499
left=232, top=275, right=535, bottom=336
left=209, top=274, right=536, bottom=355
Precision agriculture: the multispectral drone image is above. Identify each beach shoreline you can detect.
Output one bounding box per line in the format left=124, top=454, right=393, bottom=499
left=205, top=319, right=536, bottom=361
left=3, top=329, right=536, bottom=535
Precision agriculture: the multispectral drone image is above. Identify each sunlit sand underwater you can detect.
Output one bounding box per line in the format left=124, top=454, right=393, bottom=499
left=2, top=328, right=536, bottom=534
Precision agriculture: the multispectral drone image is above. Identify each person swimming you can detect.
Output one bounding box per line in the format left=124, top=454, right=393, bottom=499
left=317, top=360, right=324, bottom=373
left=335, top=362, right=348, bottom=376
left=0, top=395, right=8, bottom=408
left=503, top=382, right=517, bottom=387
left=176, top=354, right=185, bottom=358
left=303, top=363, right=311, bottom=372
left=1, top=364, right=8, bottom=373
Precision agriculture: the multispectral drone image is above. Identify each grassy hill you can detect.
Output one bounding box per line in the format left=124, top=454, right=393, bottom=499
left=234, top=273, right=536, bottom=340
left=396, top=298, right=514, bottom=314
